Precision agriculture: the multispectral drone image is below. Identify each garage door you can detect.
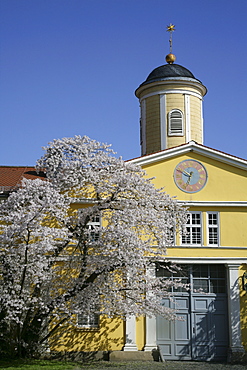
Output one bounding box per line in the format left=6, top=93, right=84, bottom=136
left=156, top=264, right=228, bottom=361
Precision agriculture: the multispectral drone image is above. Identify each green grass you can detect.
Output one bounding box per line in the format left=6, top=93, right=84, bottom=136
left=1, top=360, right=247, bottom=370
left=0, top=359, right=79, bottom=370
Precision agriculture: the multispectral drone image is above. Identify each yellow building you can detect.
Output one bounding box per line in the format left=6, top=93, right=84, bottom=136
left=53, top=53, right=247, bottom=362
left=125, top=52, right=247, bottom=362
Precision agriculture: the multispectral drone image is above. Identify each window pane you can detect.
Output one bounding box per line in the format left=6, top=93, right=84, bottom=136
left=210, top=265, right=225, bottom=278
left=173, top=278, right=189, bottom=292
left=156, top=265, right=172, bottom=278
left=210, top=280, right=226, bottom=294
left=192, top=227, right=201, bottom=244
left=193, top=279, right=209, bottom=293
left=78, top=312, right=99, bottom=328
left=208, top=213, right=217, bottom=225
left=182, top=227, right=191, bottom=244
left=209, top=227, right=218, bottom=244
left=192, top=213, right=201, bottom=225
left=193, top=265, right=208, bottom=278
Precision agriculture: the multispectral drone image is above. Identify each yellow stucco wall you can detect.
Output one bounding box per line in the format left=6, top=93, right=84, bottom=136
left=136, top=317, right=145, bottom=350
left=50, top=317, right=125, bottom=352
left=166, top=93, right=186, bottom=149
left=145, top=95, right=161, bottom=154
left=190, top=95, right=202, bottom=143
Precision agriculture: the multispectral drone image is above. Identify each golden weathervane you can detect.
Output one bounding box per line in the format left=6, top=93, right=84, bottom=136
left=166, top=23, right=176, bottom=64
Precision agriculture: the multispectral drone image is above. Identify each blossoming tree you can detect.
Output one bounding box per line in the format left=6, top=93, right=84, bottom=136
left=0, top=136, right=187, bottom=358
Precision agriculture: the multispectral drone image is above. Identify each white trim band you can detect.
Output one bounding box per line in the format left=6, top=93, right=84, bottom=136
left=139, top=89, right=202, bottom=102
left=179, top=201, right=247, bottom=207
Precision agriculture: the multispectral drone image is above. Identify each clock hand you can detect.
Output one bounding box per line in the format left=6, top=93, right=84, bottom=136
left=186, top=171, right=193, bottom=185
left=177, top=169, right=191, bottom=177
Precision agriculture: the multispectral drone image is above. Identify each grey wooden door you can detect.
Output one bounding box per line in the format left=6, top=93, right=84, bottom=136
left=156, top=264, right=228, bottom=361
left=157, top=295, right=191, bottom=360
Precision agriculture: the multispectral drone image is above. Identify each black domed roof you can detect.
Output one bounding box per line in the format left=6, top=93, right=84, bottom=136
left=142, top=63, right=201, bottom=85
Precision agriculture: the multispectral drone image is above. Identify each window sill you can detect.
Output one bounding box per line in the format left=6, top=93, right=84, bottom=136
left=170, top=245, right=220, bottom=248
left=76, top=326, right=100, bottom=331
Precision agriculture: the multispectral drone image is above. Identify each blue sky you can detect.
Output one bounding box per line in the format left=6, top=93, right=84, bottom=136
left=0, top=0, right=247, bottom=165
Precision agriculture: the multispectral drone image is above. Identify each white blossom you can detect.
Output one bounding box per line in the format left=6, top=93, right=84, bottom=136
left=0, top=136, right=187, bottom=358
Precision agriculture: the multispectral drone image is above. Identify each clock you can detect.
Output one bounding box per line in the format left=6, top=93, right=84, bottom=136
left=174, top=159, right=207, bottom=193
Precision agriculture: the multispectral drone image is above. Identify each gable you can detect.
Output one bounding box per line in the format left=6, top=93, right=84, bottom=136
left=138, top=151, right=247, bottom=202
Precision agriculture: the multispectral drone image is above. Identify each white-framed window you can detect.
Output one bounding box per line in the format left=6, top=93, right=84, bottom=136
left=181, top=212, right=202, bottom=245
left=77, top=311, right=99, bottom=329
left=86, top=215, right=101, bottom=242
left=167, top=224, right=176, bottom=246
left=207, top=212, right=219, bottom=246
left=168, top=109, right=184, bottom=136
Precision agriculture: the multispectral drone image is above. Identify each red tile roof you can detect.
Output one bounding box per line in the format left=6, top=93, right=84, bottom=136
left=0, top=166, right=45, bottom=193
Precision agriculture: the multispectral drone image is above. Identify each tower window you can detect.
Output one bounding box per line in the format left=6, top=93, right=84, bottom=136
left=168, top=109, right=183, bottom=136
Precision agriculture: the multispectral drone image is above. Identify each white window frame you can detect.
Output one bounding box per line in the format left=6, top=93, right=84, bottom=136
left=181, top=212, right=202, bottom=246
left=167, top=223, right=176, bottom=246
left=77, top=311, right=100, bottom=329
left=86, top=214, right=101, bottom=242
left=168, top=109, right=184, bottom=136
left=207, top=212, right=220, bottom=246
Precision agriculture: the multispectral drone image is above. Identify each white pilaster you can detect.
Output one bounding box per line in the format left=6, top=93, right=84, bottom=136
left=144, top=263, right=157, bottom=351
left=141, top=100, right=146, bottom=156
left=201, top=99, right=204, bottom=144
left=185, top=94, right=191, bottom=142
left=160, top=94, right=166, bottom=150
left=144, top=315, right=157, bottom=351
left=123, top=315, right=138, bottom=351
left=226, top=264, right=245, bottom=354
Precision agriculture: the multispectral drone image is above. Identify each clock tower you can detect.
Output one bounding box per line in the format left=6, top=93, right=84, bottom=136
left=135, top=26, right=207, bottom=156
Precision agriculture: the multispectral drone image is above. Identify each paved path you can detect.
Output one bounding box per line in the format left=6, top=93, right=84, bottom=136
left=77, top=360, right=247, bottom=370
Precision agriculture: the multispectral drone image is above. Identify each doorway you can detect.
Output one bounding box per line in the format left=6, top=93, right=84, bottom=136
left=156, top=264, right=229, bottom=361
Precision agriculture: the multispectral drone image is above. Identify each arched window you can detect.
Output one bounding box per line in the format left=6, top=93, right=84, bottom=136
left=168, top=109, right=184, bottom=136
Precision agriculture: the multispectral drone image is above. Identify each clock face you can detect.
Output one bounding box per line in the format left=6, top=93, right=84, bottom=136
left=174, top=159, right=207, bottom=193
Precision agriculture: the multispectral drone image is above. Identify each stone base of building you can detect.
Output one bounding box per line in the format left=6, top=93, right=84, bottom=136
left=227, top=348, right=247, bottom=364
left=109, top=350, right=159, bottom=362
left=47, top=350, right=108, bottom=362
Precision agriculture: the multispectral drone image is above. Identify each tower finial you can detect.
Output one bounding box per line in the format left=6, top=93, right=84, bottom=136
left=166, top=23, right=176, bottom=64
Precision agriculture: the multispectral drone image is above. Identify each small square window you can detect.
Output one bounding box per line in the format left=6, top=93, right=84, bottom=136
left=77, top=312, right=99, bottom=328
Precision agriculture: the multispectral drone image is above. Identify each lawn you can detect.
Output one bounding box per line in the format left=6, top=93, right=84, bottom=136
left=1, top=359, right=247, bottom=370
left=0, top=359, right=79, bottom=370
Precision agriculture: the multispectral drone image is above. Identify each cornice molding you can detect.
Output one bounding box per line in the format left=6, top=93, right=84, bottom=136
left=130, top=141, right=247, bottom=170
left=136, top=78, right=207, bottom=97
left=179, top=201, right=247, bottom=207
left=139, top=89, right=202, bottom=102
left=165, top=257, right=247, bottom=265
